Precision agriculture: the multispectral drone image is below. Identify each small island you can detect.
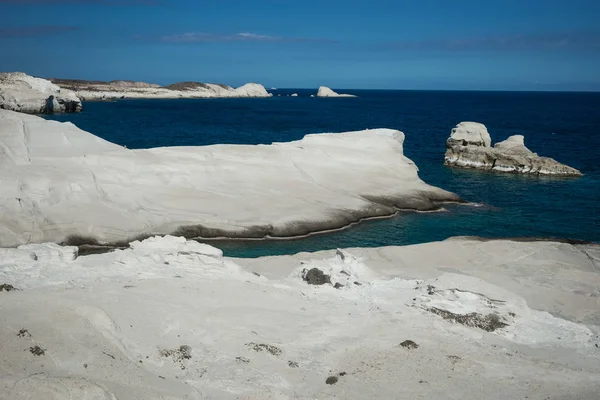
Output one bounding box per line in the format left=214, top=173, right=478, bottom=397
left=444, top=122, right=582, bottom=176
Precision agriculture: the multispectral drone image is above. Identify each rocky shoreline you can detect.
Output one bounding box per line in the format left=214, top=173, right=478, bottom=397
left=50, top=77, right=273, bottom=101
left=0, top=72, right=273, bottom=114
left=0, top=72, right=82, bottom=114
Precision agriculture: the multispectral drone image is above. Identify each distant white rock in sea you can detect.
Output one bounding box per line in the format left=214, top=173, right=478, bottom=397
left=290, top=93, right=298, bottom=97
left=0, top=109, right=460, bottom=246
left=0, top=72, right=82, bottom=114
left=444, top=122, right=582, bottom=176
left=310, top=94, right=315, bottom=97
left=51, top=78, right=273, bottom=101
left=316, top=86, right=357, bottom=98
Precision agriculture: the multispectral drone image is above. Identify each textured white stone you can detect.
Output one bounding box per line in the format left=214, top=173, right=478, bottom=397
left=0, top=72, right=82, bottom=114
left=448, top=122, right=491, bottom=147
left=1, top=238, right=599, bottom=399
left=0, top=109, right=459, bottom=246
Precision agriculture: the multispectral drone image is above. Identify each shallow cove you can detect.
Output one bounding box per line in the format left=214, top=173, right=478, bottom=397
left=44, top=89, right=600, bottom=257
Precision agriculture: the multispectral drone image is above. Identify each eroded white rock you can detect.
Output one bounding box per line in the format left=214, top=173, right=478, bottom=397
left=444, top=122, right=582, bottom=176
left=0, top=109, right=459, bottom=246
left=0, top=72, right=82, bottom=114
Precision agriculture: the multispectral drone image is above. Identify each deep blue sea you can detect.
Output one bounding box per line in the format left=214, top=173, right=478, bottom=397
left=44, top=89, right=600, bottom=257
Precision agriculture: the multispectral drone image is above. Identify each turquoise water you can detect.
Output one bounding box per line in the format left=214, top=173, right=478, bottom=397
left=44, top=89, right=600, bottom=257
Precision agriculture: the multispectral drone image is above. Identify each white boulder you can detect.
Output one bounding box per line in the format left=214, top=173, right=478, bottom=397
left=447, top=121, right=491, bottom=147
left=0, top=72, right=82, bottom=114
left=316, top=86, right=357, bottom=98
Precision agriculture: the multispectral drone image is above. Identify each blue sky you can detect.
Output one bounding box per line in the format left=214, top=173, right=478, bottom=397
left=1, top=0, right=599, bottom=90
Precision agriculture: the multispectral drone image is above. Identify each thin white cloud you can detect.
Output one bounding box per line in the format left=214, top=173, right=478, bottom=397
left=159, top=32, right=334, bottom=44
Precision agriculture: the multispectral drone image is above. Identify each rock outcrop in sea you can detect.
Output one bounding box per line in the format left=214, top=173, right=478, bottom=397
left=0, top=72, right=82, bottom=114
left=316, top=86, right=357, bottom=98
left=0, top=108, right=460, bottom=247
left=51, top=77, right=273, bottom=100
left=444, top=122, right=582, bottom=176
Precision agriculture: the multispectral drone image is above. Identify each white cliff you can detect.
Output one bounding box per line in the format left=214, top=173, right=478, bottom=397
left=1, top=237, right=599, bottom=399
left=52, top=78, right=272, bottom=100
left=0, top=109, right=460, bottom=247
left=316, top=86, right=357, bottom=98
left=0, top=72, right=82, bottom=114
left=444, top=122, right=582, bottom=176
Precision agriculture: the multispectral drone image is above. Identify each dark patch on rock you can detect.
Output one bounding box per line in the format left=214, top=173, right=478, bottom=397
left=447, top=355, right=461, bottom=364
left=62, top=234, right=100, bottom=246
left=334, top=282, right=344, bottom=289
left=508, top=312, right=516, bottom=317
left=236, top=356, right=250, bottom=364
left=246, top=342, right=282, bottom=356
left=288, top=361, right=299, bottom=368
left=338, top=371, right=347, bottom=376
left=326, top=376, right=338, bottom=385
left=427, top=285, right=436, bottom=295
left=164, top=82, right=211, bottom=91
left=77, top=245, right=120, bottom=256
left=429, top=308, right=508, bottom=332
left=29, top=346, right=45, bottom=356
left=17, top=329, right=31, bottom=338
left=400, top=340, right=419, bottom=349
left=0, top=283, right=18, bottom=292
left=159, top=345, right=192, bottom=369
left=303, top=268, right=331, bottom=285
left=354, top=281, right=362, bottom=286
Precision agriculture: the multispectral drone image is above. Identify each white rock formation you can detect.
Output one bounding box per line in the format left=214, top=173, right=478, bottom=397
left=52, top=78, right=272, bottom=100
left=0, top=109, right=459, bottom=247
left=1, top=237, right=599, bottom=399
left=0, top=72, right=82, bottom=114
left=448, top=121, right=491, bottom=147
left=290, top=93, right=298, bottom=97
left=445, top=122, right=582, bottom=176
left=316, top=86, right=357, bottom=98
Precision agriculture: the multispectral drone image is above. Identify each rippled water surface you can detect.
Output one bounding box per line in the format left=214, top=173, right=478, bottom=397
left=45, top=89, right=600, bottom=257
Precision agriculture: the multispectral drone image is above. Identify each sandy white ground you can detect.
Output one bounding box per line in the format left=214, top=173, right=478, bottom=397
left=1, top=236, right=599, bottom=399
left=0, top=109, right=459, bottom=247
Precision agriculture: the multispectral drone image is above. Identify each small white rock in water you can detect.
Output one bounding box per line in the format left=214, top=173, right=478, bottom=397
left=316, top=86, right=357, bottom=98
left=444, top=121, right=582, bottom=176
